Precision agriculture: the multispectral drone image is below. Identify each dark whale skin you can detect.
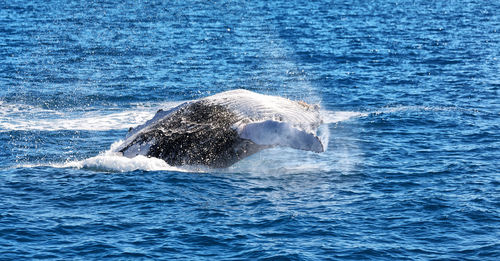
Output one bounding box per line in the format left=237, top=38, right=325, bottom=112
left=118, top=100, right=265, bottom=168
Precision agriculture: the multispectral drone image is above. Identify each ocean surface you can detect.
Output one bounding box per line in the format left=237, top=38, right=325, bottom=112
left=1, top=0, right=499, bottom=260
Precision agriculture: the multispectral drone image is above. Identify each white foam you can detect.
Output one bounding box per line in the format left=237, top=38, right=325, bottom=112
left=14, top=153, right=192, bottom=173
left=12, top=141, right=186, bottom=172
left=0, top=101, right=183, bottom=132
left=67, top=154, right=183, bottom=172
left=70, top=140, right=183, bottom=172
left=1, top=110, right=154, bottom=132
left=321, top=110, right=368, bottom=124
left=369, top=105, right=460, bottom=115
left=0, top=100, right=62, bottom=116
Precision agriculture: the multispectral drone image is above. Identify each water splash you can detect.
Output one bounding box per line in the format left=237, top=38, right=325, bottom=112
left=67, top=153, right=184, bottom=173
left=2, top=103, right=364, bottom=173
left=14, top=141, right=187, bottom=173
left=6, top=100, right=452, bottom=174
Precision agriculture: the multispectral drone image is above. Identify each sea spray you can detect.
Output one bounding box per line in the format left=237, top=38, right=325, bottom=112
left=64, top=141, right=186, bottom=172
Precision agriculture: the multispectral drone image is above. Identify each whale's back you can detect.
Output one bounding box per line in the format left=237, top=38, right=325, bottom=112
left=117, top=89, right=324, bottom=167
left=202, top=89, right=322, bottom=133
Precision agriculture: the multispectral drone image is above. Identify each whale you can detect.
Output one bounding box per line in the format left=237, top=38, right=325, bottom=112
left=115, top=89, right=324, bottom=168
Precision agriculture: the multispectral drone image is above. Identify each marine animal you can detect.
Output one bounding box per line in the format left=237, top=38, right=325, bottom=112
left=116, top=89, right=324, bottom=168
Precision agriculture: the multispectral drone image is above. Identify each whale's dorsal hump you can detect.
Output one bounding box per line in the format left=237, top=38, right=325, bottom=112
left=202, top=89, right=324, bottom=152
left=203, top=89, right=321, bottom=131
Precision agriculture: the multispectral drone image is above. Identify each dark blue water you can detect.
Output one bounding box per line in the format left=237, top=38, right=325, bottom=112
left=1, top=0, right=499, bottom=260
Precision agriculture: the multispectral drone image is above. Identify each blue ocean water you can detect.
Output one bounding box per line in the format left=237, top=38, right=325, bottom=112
left=1, top=0, right=499, bottom=259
